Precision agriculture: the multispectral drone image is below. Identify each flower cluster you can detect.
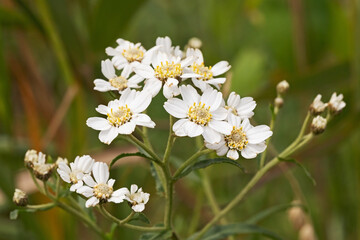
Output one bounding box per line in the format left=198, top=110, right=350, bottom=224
left=58, top=157, right=149, bottom=211
left=24, top=149, right=55, bottom=181
left=87, top=36, right=272, bottom=160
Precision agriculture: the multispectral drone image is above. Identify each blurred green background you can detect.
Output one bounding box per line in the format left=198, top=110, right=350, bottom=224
left=0, top=0, right=359, bottom=239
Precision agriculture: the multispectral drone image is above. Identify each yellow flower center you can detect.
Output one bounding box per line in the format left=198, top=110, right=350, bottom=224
left=225, top=127, right=248, bottom=150
left=69, top=171, right=80, bottom=184
left=107, top=106, right=132, bottom=127
left=154, top=61, right=182, bottom=81
left=109, top=76, right=128, bottom=91
left=188, top=102, right=212, bottom=126
left=122, top=47, right=144, bottom=62
left=192, top=63, right=213, bottom=81
left=93, top=183, right=113, bottom=200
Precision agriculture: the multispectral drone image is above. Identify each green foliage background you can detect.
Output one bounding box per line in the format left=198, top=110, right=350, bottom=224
left=0, top=0, right=359, bottom=239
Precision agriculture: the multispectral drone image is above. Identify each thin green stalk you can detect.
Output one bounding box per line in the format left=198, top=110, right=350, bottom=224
left=259, top=105, right=279, bottom=168
left=99, top=206, right=165, bottom=232
left=55, top=175, right=61, bottom=198
left=163, top=115, right=175, bottom=165
left=194, top=134, right=314, bottom=240
left=173, top=148, right=213, bottom=180
left=127, top=135, right=163, bottom=166
left=164, top=179, right=173, bottom=229
left=30, top=172, right=45, bottom=195
left=26, top=202, right=56, bottom=210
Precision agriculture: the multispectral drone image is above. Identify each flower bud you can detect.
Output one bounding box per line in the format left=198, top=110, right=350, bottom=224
left=299, top=223, right=317, bottom=240
left=309, top=94, right=327, bottom=115
left=33, top=163, right=55, bottom=181
left=288, top=205, right=306, bottom=230
left=274, top=97, right=284, bottom=108
left=188, top=37, right=202, bottom=49
left=328, top=92, right=346, bottom=114
left=311, top=116, right=327, bottom=135
left=24, top=149, right=39, bottom=168
left=13, top=189, right=28, bottom=207
left=276, top=80, right=289, bottom=94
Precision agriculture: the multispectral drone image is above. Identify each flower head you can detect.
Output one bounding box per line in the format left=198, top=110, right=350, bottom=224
left=134, top=51, right=196, bottom=99
left=164, top=85, right=232, bottom=144
left=276, top=80, right=289, bottom=94
left=225, top=92, right=256, bottom=120
left=206, top=116, right=272, bottom=160
left=13, top=189, right=28, bottom=207
left=184, top=48, right=231, bottom=92
left=309, top=94, right=327, bottom=115
left=77, top=162, right=127, bottom=208
left=24, top=149, right=44, bottom=168
left=87, top=89, right=155, bottom=144
left=155, top=36, right=183, bottom=58
left=328, top=92, right=346, bottom=114
left=311, top=116, right=327, bottom=135
left=106, top=38, right=158, bottom=71
left=57, top=155, right=95, bottom=192
left=94, top=59, right=143, bottom=93
left=124, top=184, right=150, bottom=212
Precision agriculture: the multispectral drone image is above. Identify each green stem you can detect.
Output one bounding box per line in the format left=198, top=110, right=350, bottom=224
left=99, top=206, right=165, bottom=232
left=27, top=202, right=56, bottom=210
left=194, top=134, right=314, bottom=240
left=173, top=148, right=214, bottom=180
left=55, top=176, right=61, bottom=198
left=259, top=105, right=279, bottom=168
left=164, top=179, right=173, bottom=229
left=30, top=172, right=46, bottom=195
left=163, top=115, right=175, bottom=165
left=128, top=135, right=163, bottom=164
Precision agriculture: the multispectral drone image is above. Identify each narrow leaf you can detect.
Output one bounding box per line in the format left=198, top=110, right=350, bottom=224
left=174, top=158, right=245, bottom=181
left=130, top=212, right=151, bottom=225
left=149, top=162, right=165, bottom=195
left=110, top=152, right=153, bottom=168
left=246, top=203, right=304, bottom=224
left=278, top=158, right=316, bottom=185
left=188, top=223, right=283, bottom=240
left=139, top=230, right=173, bottom=240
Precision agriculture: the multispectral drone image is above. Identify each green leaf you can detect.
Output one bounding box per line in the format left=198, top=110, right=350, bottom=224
left=139, top=230, right=173, bottom=240
left=130, top=212, right=151, bottom=225
left=246, top=203, right=304, bottom=224
left=149, top=162, right=165, bottom=195
left=278, top=158, right=316, bottom=185
left=110, top=152, right=153, bottom=168
left=174, top=158, right=245, bottom=181
left=188, top=223, right=283, bottom=240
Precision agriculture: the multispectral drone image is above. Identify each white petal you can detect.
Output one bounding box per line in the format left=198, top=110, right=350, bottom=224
left=132, top=203, right=145, bottom=212
left=217, top=145, right=229, bottom=156
left=200, top=88, right=222, bottom=111
left=246, top=142, right=267, bottom=154
left=211, top=107, right=228, bottom=120
left=99, top=128, right=118, bottom=145
left=211, top=61, right=231, bottom=76
left=241, top=147, right=257, bottom=159
left=117, top=121, right=136, bottom=134
left=173, top=119, right=188, bottom=136
left=192, top=78, right=208, bottom=92
left=132, top=114, right=155, bottom=128
left=108, top=195, right=125, bottom=204
left=134, top=63, right=155, bottom=78
left=241, top=118, right=252, bottom=132
left=180, top=85, right=200, bottom=107
left=202, top=126, right=221, bottom=144
left=143, top=78, right=162, bottom=97
left=207, top=77, right=226, bottom=84
left=96, top=105, right=109, bottom=115
left=186, top=121, right=204, bottom=137
left=227, top=149, right=239, bottom=160
left=129, top=91, right=152, bottom=113
left=101, top=59, right=116, bottom=80
left=83, top=175, right=97, bottom=187
left=85, top=197, right=99, bottom=208
left=77, top=186, right=94, bottom=197
left=247, top=126, right=273, bottom=144
left=70, top=181, right=83, bottom=192
left=164, top=98, right=188, bottom=118
left=93, top=162, right=109, bottom=184
left=107, top=179, right=115, bottom=187
left=94, top=79, right=112, bottom=92
left=208, top=120, right=232, bottom=135
left=86, top=117, right=111, bottom=131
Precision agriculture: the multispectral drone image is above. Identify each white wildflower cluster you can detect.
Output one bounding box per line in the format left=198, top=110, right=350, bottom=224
left=87, top=36, right=272, bottom=160
left=24, top=149, right=55, bottom=181
left=57, top=157, right=149, bottom=211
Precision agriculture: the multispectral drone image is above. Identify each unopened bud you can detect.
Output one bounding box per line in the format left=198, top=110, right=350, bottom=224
left=299, top=223, right=317, bottom=240
left=33, top=163, right=55, bottom=181
left=328, top=92, right=346, bottom=114
left=288, top=205, right=306, bottom=230
left=188, top=37, right=202, bottom=49
left=13, top=189, right=28, bottom=207
left=309, top=94, right=327, bottom=115
left=274, top=97, right=284, bottom=108
left=24, top=150, right=38, bottom=168
left=276, top=80, right=289, bottom=94
left=311, top=116, right=327, bottom=135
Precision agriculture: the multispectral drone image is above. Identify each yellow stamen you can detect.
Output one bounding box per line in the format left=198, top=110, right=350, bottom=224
left=191, top=62, right=213, bottom=81
left=188, top=102, right=212, bottom=126
left=154, top=61, right=182, bottom=81
left=107, top=105, right=132, bottom=127
left=225, top=127, right=248, bottom=151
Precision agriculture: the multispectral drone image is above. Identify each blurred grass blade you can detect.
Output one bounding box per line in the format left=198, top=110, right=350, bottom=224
left=278, top=157, right=316, bottom=185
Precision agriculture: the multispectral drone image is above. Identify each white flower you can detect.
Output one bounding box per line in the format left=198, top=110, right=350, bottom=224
left=77, top=162, right=128, bottom=208
left=94, top=59, right=143, bottom=93
left=311, top=115, right=327, bottom=134
left=276, top=80, right=289, bottom=94
left=134, top=51, right=197, bottom=99
left=87, top=89, right=155, bottom=144
left=184, top=48, right=231, bottom=92
left=309, top=94, right=327, bottom=115
left=106, top=38, right=158, bottom=71
left=328, top=92, right=346, bottom=114
left=24, top=149, right=42, bottom=168
left=123, top=184, right=150, bottom=212
left=164, top=85, right=232, bottom=144
left=155, top=36, right=183, bottom=58
left=57, top=155, right=95, bottom=192
left=206, top=115, right=273, bottom=160
left=225, top=92, right=256, bottom=120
